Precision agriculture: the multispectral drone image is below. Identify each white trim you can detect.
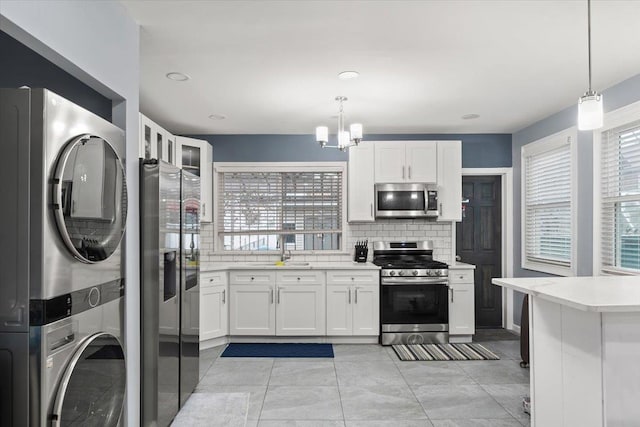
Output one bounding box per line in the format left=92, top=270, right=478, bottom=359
left=520, top=127, right=578, bottom=277
left=212, top=161, right=348, bottom=253
left=461, top=167, right=513, bottom=330
left=593, top=100, right=640, bottom=275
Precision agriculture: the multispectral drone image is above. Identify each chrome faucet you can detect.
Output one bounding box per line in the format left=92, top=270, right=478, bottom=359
left=280, top=236, right=292, bottom=262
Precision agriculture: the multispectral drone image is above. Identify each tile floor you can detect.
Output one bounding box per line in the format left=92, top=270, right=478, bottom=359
left=174, top=337, right=530, bottom=427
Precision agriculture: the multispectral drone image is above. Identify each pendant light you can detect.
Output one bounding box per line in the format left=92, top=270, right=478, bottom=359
left=578, top=0, right=603, bottom=131
left=315, top=96, right=363, bottom=151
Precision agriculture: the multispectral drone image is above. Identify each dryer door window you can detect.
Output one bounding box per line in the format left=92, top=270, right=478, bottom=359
left=51, top=333, right=126, bottom=427
left=52, top=135, right=128, bottom=263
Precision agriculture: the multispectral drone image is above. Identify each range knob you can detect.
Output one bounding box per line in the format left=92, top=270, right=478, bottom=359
left=427, top=270, right=434, bottom=276
left=398, top=270, right=405, bottom=276
left=389, top=270, right=396, bottom=276
left=412, top=270, right=419, bottom=276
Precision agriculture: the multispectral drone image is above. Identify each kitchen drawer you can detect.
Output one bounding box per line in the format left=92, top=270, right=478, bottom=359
left=201, top=271, right=228, bottom=287
left=276, top=270, right=325, bottom=285
left=326, top=270, right=379, bottom=286
left=229, top=270, right=276, bottom=285
left=448, top=269, right=474, bottom=284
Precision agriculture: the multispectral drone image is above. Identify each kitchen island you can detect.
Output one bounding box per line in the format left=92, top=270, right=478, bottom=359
left=492, top=276, right=640, bottom=427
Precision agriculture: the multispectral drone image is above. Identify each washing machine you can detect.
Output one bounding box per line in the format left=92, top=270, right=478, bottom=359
left=0, top=88, right=128, bottom=426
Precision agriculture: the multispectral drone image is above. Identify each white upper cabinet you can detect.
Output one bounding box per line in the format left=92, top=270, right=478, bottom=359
left=374, top=141, right=438, bottom=183
left=374, top=142, right=406, bottom=183
left=139, top=113, right=176, bottom=165
left=405, top=141, right=438, bottom=183
left=176, top=136, right=213, bottom=223
left=348, top=143, right=375, bottom=222
left=436, top=141, right=462, bottom=221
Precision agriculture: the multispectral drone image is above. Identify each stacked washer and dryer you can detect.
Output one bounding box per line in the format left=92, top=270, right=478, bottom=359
left=0, top=88, right=128, bottom=426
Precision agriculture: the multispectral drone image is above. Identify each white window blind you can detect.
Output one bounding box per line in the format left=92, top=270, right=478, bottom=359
left=600, top=119, right=640, bottom=273
left=523, top=136, right=573, bottom=272
left=218, top=170, right=343, bottom=251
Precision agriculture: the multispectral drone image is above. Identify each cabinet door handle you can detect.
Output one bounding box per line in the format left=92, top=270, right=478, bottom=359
left=222, top=289, right=226, bottom=304
left=348, top=288, right=351, bottom=304
left=370, top=203, right=373, bottom=218
left=202, top=202, right=206, bottom=217
left=408, top=166, right=412, bottom=179
left=277, top=287, right=282, bottom=304
left=72, top=200, right=75, bottom=214
left=402, top=166, right=405, bottom=180
left=271, top=287, right=274, bottom=304
left=355, top=287, right=359, bottom=304
left=440, top=203, right=443, bottom=215
left=450, top=287, right=454, bottom=303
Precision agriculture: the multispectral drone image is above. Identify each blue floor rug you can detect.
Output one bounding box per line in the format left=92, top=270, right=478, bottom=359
left=221, top=343, right=334, bottom=358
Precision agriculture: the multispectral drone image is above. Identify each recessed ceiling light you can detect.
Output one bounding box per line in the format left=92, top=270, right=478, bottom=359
left=338, top=71, right=359, bottom=80
left=166, top=72, right=190, bottom=82
left=461, top=114, right=480, bottom=120
left=208, top=114, right=227, bottom=120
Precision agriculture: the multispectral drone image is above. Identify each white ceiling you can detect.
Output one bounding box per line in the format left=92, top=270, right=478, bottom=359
left=122, top=0, right=640, bottom=135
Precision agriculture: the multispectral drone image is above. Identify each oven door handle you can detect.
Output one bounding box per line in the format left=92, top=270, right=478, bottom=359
left=381, top=278, right=449, bottom=286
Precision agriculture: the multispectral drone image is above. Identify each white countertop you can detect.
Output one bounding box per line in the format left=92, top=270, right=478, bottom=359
left=202, top=261, right=380, bottom=273
left=492, top=276, right=640, bottom=312
left=449, top=262, right=476, bottom=270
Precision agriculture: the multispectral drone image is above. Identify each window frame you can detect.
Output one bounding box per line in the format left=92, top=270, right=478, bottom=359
left=593, top=100, right=640, bottom=276
left=212, top=161, right=348, bottom=254
left=521, top=127, right=578, bottom=276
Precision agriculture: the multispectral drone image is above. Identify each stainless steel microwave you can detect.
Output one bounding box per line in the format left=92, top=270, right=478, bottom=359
left=375, top=183, right=439, bottom=218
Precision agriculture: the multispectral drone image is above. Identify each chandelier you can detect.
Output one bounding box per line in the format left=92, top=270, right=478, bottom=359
left=315, top=96, right=363, bottom=151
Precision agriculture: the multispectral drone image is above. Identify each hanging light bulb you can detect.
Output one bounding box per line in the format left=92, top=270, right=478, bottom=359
left=315, top=126, right=329, bottom=146
left=578, top=0, right=603, bottom=131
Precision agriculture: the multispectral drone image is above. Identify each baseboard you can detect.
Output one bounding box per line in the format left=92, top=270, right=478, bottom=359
left=511, top=324, right=521, bottom=335
left=449, top=335, right=473, bottom=344
left=200, top=336, right=229, bottom=350
left=229, top=336, right=379, bottom=344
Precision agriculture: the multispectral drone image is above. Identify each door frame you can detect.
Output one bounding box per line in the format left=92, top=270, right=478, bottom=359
left=457, top=168, right=515, bottom=331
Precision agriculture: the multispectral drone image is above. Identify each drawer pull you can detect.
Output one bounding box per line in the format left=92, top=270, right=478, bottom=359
left=251, top=277, right=255, bottom=281
left=459, top=275, right=464, bottom=279
left=351, top=277, right=354, bottom=281
left=297, top=277, right=301, bottom=281
left=209, top=278, right=214, bottom=282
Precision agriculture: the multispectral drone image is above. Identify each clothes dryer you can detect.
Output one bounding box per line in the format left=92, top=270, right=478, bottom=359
left=0, top=88, right=128, bottom=426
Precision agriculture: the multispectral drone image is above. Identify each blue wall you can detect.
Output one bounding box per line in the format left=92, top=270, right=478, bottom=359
left=0, top=30, right=112, bottom=121
left=189, top=133, right=512, bottom=168
left=511, top=72, right=640, bottom=325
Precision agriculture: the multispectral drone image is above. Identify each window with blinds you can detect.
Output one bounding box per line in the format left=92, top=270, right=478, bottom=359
left=522, top=131, right=575, bottom=275
left=600, top=119, right=640, bottom=273
left=218, top=170, right=343, bottom=251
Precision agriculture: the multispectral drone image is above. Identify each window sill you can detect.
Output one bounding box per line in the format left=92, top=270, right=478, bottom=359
left=522, top=260, right=574, bottom=277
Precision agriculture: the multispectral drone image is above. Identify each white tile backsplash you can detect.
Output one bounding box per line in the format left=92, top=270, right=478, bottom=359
left=199, top=219, right=453, bottom=267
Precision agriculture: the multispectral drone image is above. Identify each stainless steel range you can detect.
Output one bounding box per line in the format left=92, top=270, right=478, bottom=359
left=374, top=241, right=449, bottom=345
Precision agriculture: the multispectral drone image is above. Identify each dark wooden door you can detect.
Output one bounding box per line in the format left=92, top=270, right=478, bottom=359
left=456, top=176, right=502, bottom=328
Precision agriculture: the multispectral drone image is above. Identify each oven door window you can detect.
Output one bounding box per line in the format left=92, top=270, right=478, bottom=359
left=382, top=284, right=448, bottom=325
left=377, top=191, right=425, bottom=212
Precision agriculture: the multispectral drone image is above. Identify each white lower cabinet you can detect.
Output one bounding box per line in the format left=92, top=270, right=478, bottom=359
left=448, top=282, right=475, bottom=336
left=229, top=270, right=327, bottom=336
left=200, top=284, right=228, bottom=340
left=229, top=284, right=275, bottom=335
left=326, top=270, right=379, bottom=336
left=276, top=285, right=325, bottom=336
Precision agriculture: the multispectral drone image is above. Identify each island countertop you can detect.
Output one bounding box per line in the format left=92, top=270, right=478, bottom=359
left=492, top=276, right=640, bottom=312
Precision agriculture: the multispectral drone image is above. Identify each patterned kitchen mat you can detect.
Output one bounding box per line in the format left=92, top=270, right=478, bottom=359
left=392, top=343, right=500, bottom=361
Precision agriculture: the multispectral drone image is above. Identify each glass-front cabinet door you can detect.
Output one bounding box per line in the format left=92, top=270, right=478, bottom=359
left=176, top=136, right=212, bottom=223
left=139, top=113, right=176, bottom=165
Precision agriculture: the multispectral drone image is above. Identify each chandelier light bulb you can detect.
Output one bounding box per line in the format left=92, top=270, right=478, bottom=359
left=338, top=131, right=350, bottom=149
left=315, top=126, right=329, bottom=144
left=578, top=92, right=603, bottom=131
left=350, top=123, right=363, bottom=141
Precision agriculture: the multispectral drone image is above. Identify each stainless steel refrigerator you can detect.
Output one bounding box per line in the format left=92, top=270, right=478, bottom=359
left=140, top=159, right=200, bottom=427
